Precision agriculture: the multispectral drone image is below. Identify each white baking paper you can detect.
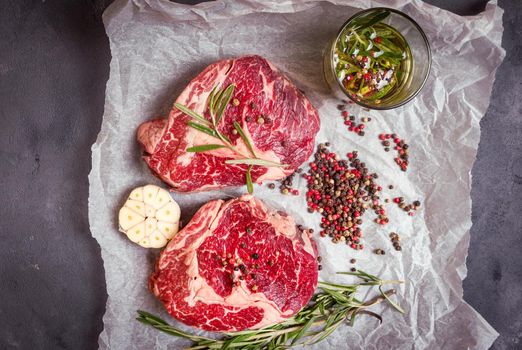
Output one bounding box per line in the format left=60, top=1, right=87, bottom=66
left=88, top=0, right=505, bottom=348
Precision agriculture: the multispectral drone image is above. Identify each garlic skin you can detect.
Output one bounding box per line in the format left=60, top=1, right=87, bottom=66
left=118, top=185, right=180, bottom=248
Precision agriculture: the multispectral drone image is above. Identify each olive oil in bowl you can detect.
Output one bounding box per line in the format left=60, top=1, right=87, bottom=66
left=325, top=8, right=430, bottom=110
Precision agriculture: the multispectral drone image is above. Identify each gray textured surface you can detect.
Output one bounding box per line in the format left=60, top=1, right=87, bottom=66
left=0, top=0, right=519, bottom=349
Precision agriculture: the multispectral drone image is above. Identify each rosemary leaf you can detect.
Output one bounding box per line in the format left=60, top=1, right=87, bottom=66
left=246, top=165, right=254, bottom=194
left=175, top=103, right=209, bottom=125
left=233, top=121, right=257, bottom=158
left=211, top=87, right=224, bottom=116
left=318, top=281, right=358, bottom=292
left=136, top=312, right=213, bottom=343
left=225, top=158, right=286, bottom=167
left=290, top=315, right=315, bottom=345
left=221, top=333, right=247, bottom=350
left=349, top=309, right=358, bottom=326
left=338, top=269, right=380, bottom=282
left=186, top=144, right=226, bottom=152
left=208, top=86, right=218, bottom=112
left=350, top=9, right=390, bottom=31
left=323, top=288, right=352, bottom=304
left=137, top=310, right=169, bottom=325
left=379, top=285, right=405, bottom=314
left=319, top=301, right=326, bottom=315
left=187, top=121, right=218, bottom=138
left=308, top=314, right=343, bottom=345
left=215, top=84, right=235, bottom=125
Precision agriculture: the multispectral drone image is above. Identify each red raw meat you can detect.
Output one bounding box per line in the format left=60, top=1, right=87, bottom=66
left=150, top=195, right=318, bottom=332
left=137, top=55, right=320, bottom=192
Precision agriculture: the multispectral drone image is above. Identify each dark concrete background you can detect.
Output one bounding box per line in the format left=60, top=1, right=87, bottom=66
left=0, top=0, right=520, bottom=349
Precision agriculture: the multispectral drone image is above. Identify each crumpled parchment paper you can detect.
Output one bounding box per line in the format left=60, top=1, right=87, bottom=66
left=88, top=0, right=505, bottom=348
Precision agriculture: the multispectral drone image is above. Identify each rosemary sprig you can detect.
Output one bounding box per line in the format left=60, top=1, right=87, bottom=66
left=137, top=270, right=404, bottom=349
left=175, top=84, right=287, bottom=194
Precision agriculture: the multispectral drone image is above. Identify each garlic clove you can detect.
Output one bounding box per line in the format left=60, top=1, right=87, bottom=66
left=129, top=187, right=144, bottom=201
left=149, top=230, right=168, bottom=248
left=144, top=217, right=158, bottom=236
left=157, top=221, right=178, bottom=239
left=156, top=202, right=181, bottom=223
left=139, top=237, right=151, bottom=248
left=119, top=207, right=145, bottom=231
left=143, top=184, right=160, bottom=206
left=124, top=199, right=146, bottom=217
left=126, top=221, right=146, bottom=243
left=151, top=188, right=172, bottom=209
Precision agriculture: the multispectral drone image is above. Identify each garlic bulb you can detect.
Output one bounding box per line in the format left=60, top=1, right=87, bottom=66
left=118, top=185, right=180, bottom=248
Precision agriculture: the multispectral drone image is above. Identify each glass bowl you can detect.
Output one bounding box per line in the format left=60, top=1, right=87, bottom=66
left=323, top=7, right=431, bottom=110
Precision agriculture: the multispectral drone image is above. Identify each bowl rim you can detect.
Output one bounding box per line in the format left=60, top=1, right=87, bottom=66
left=330, top=7, right=432, bottom=110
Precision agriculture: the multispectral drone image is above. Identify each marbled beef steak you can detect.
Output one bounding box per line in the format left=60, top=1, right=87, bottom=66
left=150, top=195, right=318, bottom=332
left=137, top=55, right=320, bottom=192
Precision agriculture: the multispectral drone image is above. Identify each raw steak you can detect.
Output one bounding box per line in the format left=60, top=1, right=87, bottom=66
left=150, top=195, right=318, bottom=332
left=137, top=55, right=320, bottom=192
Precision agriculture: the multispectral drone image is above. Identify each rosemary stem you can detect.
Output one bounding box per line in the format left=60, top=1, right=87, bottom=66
left=362, top=289, right=397, bottom=307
